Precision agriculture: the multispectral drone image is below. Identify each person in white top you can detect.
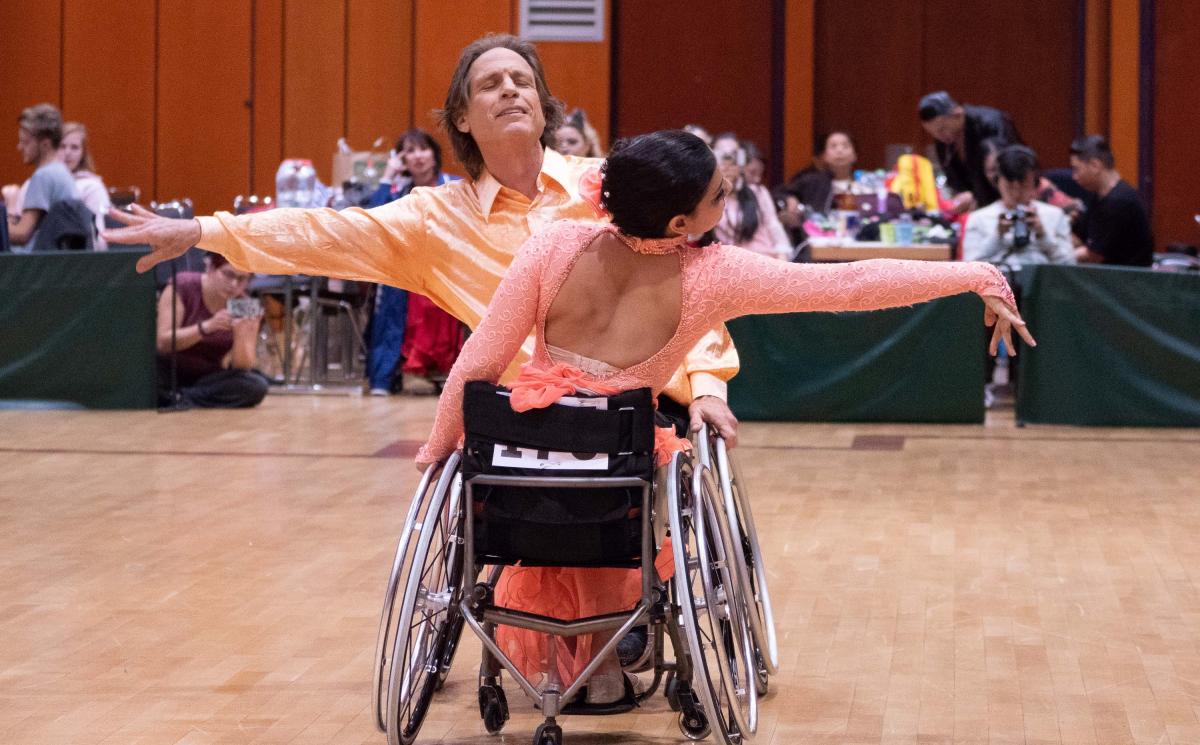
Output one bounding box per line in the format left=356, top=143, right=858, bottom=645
left=59, top=122, right=112, bottom=249
left=963, top=144, right=1074, bottom=271
left=711, top=133, right=792, bottom=260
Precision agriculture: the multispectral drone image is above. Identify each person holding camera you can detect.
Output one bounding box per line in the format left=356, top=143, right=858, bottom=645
left=156, top=252, right=269, bottom=408
left=963, top=145, right=1075, bottom=271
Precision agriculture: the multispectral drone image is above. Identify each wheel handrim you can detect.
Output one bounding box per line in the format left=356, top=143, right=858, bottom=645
left=669, top=456, right=754, bottom=744
left=717, top=435, right=779, bottom=673
left=386, top=457, right=465, bottom=745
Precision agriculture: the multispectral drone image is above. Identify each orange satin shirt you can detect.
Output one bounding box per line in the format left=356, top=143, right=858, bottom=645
left=196, top=148, right=738, bottom=402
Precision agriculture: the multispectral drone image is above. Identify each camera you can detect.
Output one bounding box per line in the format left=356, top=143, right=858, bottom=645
left=1004, top=205, right=1032, bottom=248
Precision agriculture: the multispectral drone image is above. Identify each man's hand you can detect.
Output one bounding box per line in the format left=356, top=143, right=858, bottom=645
left=1023, top=207, right=1045, bottom=238
left=102, top=204, right=203, bottom=273
left=951, top=191, right=976, bottom=215
left=688, top=395, right=739, bottom=448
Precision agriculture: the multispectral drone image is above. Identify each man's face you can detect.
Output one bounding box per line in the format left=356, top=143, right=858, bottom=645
left=1070, top=155, right=1103, bottom=191
left=17, top=128, right=41, bottom=165
left=921, top=110, right=963, bottom=144
left=455, top=48, right=545, bottom=150
left=997, top=172, right=1037, bottom=209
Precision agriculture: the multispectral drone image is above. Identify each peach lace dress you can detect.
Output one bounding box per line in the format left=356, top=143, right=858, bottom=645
left=415, top=220, right=1015, bottom=688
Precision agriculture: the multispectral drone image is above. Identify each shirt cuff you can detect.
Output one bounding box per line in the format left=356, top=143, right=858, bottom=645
left=689, top=373, right=728, bottom=402
left=195, top=215, right=220, bottom=248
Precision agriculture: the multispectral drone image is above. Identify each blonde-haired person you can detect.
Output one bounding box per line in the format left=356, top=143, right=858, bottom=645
left=59, top=122, right=111, bottom=249
left=554, top=109, right=604, bottom=158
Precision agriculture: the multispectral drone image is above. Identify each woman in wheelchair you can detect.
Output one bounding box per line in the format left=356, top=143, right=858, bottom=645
left=415, top=129, right=1034, bottom=706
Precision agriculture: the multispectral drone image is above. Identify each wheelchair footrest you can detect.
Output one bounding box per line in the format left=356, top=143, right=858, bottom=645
left=559, top=675, right=639, bottom=716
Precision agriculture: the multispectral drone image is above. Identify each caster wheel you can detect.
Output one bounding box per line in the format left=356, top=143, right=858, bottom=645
left=755, top=652, right=770, bottom=696
left=478, top=684, right=509, bottom=734
left=678, top=707, right=711, bottom=741
left=664, top=670, right=682, bottom=712
left=532, top=721, right=563, bottom=745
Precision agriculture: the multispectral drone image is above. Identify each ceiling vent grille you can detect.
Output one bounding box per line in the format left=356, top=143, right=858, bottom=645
left=519, top=0, right=605, bottom=42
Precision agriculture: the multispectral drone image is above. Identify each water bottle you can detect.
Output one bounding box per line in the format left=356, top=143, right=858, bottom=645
left=275, top=160, right=299, bottom=207
left=875, top=169, right=889, bottom=214
left=275, top=159, right=317, bottom=207
left=896, top=213, right=914, bottom=245
left=296, top=160, right=316, bottom=207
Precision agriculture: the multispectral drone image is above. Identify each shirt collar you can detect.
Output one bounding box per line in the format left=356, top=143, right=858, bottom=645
left=475, top=147, right=577, bottom=219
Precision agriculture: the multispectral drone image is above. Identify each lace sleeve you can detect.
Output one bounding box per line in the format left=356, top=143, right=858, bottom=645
left=415, top=229, right=547, bottom=465
left=697, top=248, right=1016, bottom=323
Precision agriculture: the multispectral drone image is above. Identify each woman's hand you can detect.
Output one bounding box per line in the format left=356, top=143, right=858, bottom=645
left=205, top=309, right=234, bottom=333
left=415, top=461, right=432, bottom=473
left=231, top=315, right=261, bottom=339
left=982, top=294, right=1036, bottom=356
left=102, top=204, right=203, bottom=273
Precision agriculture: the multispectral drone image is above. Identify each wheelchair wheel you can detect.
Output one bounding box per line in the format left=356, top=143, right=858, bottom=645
left=373, top=459, right=449, bottom=732
left=704, top=430, right=779, bottom=678
left=385, top=453, right=467, bottom=745
left=668, top=453, right=757, bottom=744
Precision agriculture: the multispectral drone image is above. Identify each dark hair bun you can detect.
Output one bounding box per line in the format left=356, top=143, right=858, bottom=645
left=601, top=130, right=715, bottom=238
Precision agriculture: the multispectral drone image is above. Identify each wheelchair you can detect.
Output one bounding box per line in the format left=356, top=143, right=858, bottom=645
left=373, top=382, right=773, bottom=744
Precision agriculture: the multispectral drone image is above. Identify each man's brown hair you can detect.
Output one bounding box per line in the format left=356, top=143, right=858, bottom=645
left=435, top=34, right=564, bottom=180
left=19, top=103, right=64, bottom=149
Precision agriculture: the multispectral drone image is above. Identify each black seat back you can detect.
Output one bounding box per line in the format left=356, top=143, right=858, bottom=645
left=32, top=199, right=94, bottom=252
left=462, top=381, right=656, bottom=568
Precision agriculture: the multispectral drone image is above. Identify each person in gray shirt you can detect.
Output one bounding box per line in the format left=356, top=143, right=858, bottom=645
left=7, top=103, right=77, bottom=252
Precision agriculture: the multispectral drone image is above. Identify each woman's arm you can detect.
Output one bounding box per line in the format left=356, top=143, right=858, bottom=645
left=700, top=247, right=1032, bottom=356
left=229, top=317, right=261, bottom=369
left=704, top=248, right=1017, bottom=319
left=415, top=229, right=549, bottom=466
left=155, top=285, right=204, bottom=354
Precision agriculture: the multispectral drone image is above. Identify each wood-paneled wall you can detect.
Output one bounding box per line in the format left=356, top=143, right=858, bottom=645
left=1152, top=0, right=1200, bottom=247
left=613, top=0, right=775, bottom=160
left=0, top=0, right=611, bottom=215
left=812, top=1, right=1081, bottom=173
left=2, top=1, right=1192, bottom=246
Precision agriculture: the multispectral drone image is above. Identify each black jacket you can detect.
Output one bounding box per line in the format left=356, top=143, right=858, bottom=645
left=32, top=198, right=95, bottom=252
left=936, top=104, right=1020, bottom=207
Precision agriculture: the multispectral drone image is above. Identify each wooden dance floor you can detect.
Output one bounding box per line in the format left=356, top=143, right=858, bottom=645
left=3, top=395, right=1200, bottom=745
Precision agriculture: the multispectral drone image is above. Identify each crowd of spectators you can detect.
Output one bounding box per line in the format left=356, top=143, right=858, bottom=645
left=1, top=88, right=1166, bottom=412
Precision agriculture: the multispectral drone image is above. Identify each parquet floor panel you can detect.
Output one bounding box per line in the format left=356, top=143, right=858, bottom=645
left=2, top=396, right=1198, bottom=744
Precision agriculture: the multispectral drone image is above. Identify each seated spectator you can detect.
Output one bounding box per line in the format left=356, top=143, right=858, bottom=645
left=1069, top=135, right=1154, bottom=266
left=5, top=103, right=77, bottom=252
left=553, top=109, right=603, bottom=158
left=58, top=122, right=111, bottom=249
left=984, top=133, right=1089, bottom=238
left=964, top=145, right=1075, bottom=271
left=682, top=123, right=712, bottom=147
left=742, top=141, right=766, bottom=187
left=157, top=253, right=269, bottom=408
left=366, top=128, right=462, bottom=395
left=778, top=130, right=868, bottom=216
left=918, top=91, right=1021, bottom=215
left=711, top=132, right=792, bottom=260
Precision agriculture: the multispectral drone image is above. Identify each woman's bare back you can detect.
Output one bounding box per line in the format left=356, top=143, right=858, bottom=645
left=543, top=232, right=683, bottom=370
